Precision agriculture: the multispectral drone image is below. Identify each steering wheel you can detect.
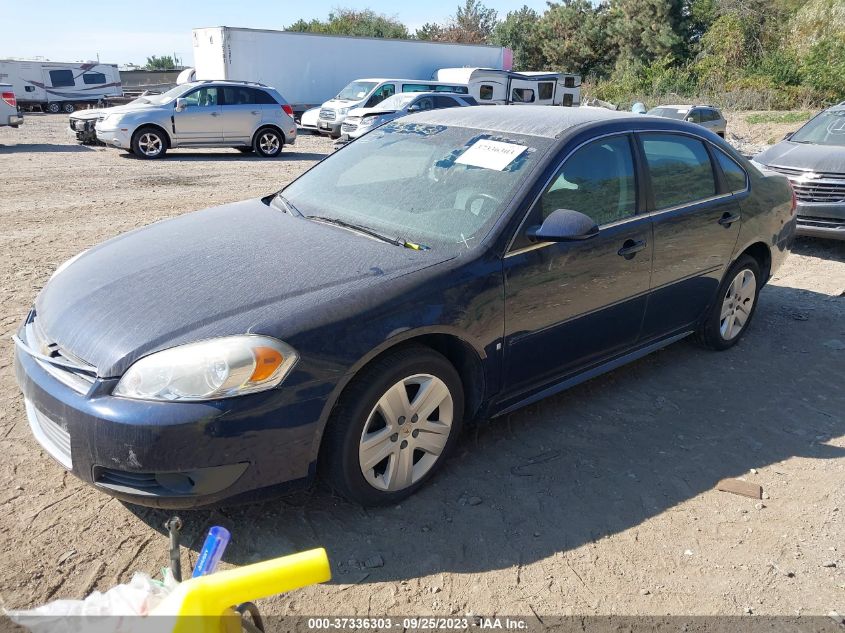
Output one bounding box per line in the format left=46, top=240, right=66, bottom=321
left=464, top=192, right=500, bottom=214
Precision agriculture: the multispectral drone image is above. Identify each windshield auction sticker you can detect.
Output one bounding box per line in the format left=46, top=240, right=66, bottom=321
left=455, top=139, right=528, bottom=171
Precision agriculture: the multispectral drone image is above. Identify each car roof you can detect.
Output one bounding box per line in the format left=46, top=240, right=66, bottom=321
left=401, top=105, right=639, bottom=139
left=658, top=104, right=720, bottom=110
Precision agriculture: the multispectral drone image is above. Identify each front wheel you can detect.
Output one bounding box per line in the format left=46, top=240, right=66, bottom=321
left=253, top=128, right=283, bottom=157
left=131, top=127, right=168, bottom=159
left=320, top=346, right=464, bottom=506
left=46, top=103, right=61, bottom=114
left=695, top=255, right=761, bottom=350
left=62, top=103, right=76, bottom=113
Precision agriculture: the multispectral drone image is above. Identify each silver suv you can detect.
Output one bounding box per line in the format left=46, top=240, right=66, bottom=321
left=95, top=81, right=297, bottom=159
left=647, top=104, right=727, bottom=137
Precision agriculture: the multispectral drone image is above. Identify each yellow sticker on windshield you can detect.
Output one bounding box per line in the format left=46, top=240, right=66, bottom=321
left=455, top=139, right=528, bottom=171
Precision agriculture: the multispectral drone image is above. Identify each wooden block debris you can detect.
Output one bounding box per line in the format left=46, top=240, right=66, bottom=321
left=716, top=478, right=763, bottom=499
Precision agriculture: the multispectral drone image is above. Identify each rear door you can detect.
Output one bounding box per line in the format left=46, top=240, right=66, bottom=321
left=220, top=86, right=263, bottom=145
left=173, top=86, right=223, bottom=144
left=638, top=132, right=742, bottom=340
left=502, top=134, right=652, bottom=395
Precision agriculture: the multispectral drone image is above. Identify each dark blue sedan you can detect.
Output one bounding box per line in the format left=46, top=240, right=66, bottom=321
left=14, top=107, right=796, bottom=507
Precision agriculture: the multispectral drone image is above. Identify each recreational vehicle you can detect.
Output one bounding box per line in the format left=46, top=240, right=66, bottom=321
left=433, top=68, right=581, bottom=107
left=0, top=59, right=121, bottom=113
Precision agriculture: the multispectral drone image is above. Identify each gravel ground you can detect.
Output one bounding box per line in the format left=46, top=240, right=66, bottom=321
left=0, top=114, right=843, bottom=621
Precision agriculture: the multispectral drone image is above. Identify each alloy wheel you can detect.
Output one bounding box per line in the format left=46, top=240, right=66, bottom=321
left=719, top=268, right=756, bottom=341
left=358, top=373, right=454, bottom=492
left=259, top=132, right=280, bottom=155
left=137, top=133, right=163, bottom=157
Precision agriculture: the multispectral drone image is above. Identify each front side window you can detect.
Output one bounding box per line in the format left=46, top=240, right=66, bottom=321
left=511, top=88, right=535, bottom=103
left=368, top=84, right=395, bottom=106
left=183, top=87, right=219, bottom=107
left=82, top=72, right=106, bottom=85
left=540, top=135, right=637, bottom=225
left=538, top=82, right=554, bottom=100
left=49, top=70, right=74, bottom=87
left=714, top=148, right=748, bottom=193
left=479, top=85, right=494, bottom=100
left=282, top=123, right=552, bottom=251
left=641, top=133, right=716, bottom=209
left=412, top=97, right=434, bottom=111
left=688, top=109, right=702, bottom=123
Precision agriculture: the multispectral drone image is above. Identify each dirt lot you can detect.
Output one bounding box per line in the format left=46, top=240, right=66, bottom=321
left=0, top=113, right=843, bottom=621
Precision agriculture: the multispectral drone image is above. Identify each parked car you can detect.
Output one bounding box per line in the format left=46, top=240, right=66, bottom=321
left=647, top=105, right=727, bottom=137
left=94, top=80, right=297, bottom=159
left=339, top=91, right=476, bottom=141
left=15, top=107, right=795, bottom=508
left=298, top=106, right=320, bottom=133
left=0, top=83, right=23, bottom=128
left=317, top=78, right=469, bottom=138
left=69, top=108, right=105, bottom=144
left=752, top=103, right=845, bottom=240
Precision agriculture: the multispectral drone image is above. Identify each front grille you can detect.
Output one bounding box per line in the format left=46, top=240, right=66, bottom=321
left=18, top=313, right=96, bottom=394
left=25, top=400, right=72, bottom=470
left=798, top=216, right=845, bottom=228
left=94, top=467, right=161, bottom=492
left=341, top=121, right=357, bottom=133
left=319, top=108, right=335, bottom=121
left=767, top=165, right=845, bottom=203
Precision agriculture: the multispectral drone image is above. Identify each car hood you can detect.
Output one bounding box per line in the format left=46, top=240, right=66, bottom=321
left=755, top=141, right=845, bottom=175
left=70, top=108, right=105, bottom=121
left=348, top=106, right=398, bottom=118
left=35, top=199, right=449, bottom=377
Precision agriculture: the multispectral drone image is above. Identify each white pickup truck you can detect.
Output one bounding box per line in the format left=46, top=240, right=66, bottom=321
left=1, top=83, right=23, bottom=128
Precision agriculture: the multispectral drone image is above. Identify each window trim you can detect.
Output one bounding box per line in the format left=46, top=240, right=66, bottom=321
left=504, top=128, right=749, bottom=257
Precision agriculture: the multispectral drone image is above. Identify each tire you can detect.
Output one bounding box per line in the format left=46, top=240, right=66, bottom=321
left=62, top=103, right=76, bottom=114
left=46, top=103, right=61, bottom=114
left=695, top=255, right=761, bottom=350
left=253, top=127, right=283, bottom=157
left=236, top=146, right=254, bottom=153
left=131, top=126, right=168, bottom=159
left=319, top=345, right=465, bottom=506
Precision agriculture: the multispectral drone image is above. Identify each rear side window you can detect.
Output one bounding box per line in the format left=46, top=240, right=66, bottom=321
left=479, top=85, right=494, bottom=100
left=222, top=87, right=254, bottom=105
left=253, top=89, right=278, bottom=104
left=541, top=135, right=637, bottom=225
left=402, top=83, right=429, bottom=93
left=714, top=148, right=748, bottom=193
left=641, top=133, right=716, bottom=209
left=538, top=82, right=554, bottom=100
left=434, top=96, right=459, bottom=109
left=564, top=76, right=576, bottom=88
left=49, top=70, right=74, bottom=87
left=82, top=72, right=106, bottom=85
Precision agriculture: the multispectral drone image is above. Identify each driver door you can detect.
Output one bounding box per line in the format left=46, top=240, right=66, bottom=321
left=502, top=134, right=653, bottom=396
left=173, top=86, right=223, bottom=144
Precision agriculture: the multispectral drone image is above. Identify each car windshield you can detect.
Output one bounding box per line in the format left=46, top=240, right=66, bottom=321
left=377, top=94, right=418, bottom=110
left=136, top=83, right=197, bottom=105
left=281, top=122, right=552, bottom=250
left=336, top=81, right=378, bottom=101
left=648, top=107, right=688, bottom=120
left=790, top=110, right=845, bottom=146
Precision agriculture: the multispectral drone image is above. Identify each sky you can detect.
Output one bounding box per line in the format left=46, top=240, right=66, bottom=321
left=3, top=0, right=551, bottom=67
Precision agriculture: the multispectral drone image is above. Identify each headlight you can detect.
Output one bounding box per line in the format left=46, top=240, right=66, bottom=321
left=359, top=116, right=378, bottom=127
left=338, top=107, right=350, bottom=116
left=113, top=335, right=299, bottom=402
left=100, top=113, right=123, bottom=126
left=50, top=250, right=88, bottom=281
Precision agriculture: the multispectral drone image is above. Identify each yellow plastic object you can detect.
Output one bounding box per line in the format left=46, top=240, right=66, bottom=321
left=151, top=547, right=331, bottom=633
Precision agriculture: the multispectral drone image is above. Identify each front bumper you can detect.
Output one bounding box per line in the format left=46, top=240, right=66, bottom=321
left=14, top=330, right=324, bottom=508
left=95, top=126, right=131, bottom=149
left=317, top=119, right=342, bottom=135
left=795, top=202, right=845, bottom=240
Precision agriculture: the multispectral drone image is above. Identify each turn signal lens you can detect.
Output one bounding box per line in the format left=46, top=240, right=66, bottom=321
left=250, top=346, right=284, bottom=382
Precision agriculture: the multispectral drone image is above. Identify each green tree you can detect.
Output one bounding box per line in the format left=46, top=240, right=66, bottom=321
left=433, top=0, right=498, bottom=43
left=415, top=23, right=445, bottom=40
left=493, top=6, right=545, bottom=70
left=145, top=55, right=176, bottom=70
left=608, top=0, right=687, bottom=64
left=538, top=0, right=616, bottom=76
left=801, top=35, right=845, bottom=100
left=287, top=9, right=409, bottom=39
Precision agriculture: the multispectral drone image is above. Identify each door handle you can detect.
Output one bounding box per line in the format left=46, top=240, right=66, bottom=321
left=250, top=110, right=260, bottom=115
left=210, top=111, right=219, bottom=117
left=718, top=212, right=740, bottom=227
left=617, top=239, right=646, bottom=259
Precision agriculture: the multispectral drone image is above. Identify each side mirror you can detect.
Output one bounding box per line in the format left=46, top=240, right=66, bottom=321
left=685, top=115, right=695, bottom=122
left=783, top=132, right=793, bottom=140
left=526, top=209, right=599, bottom=242
left=407, top=104, right=421, bottom=112
left=175, top=98, right=187, bottom=112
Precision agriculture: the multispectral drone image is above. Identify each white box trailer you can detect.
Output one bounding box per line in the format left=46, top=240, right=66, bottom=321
left=433, top=68, right=581, bottom=107
left=0, top=59, right=121, bottom=113
left=191, top=26, right=512, bottom=115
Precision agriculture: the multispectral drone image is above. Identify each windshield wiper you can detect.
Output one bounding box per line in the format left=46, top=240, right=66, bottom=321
left=272, top=193, right=303, bottom=216
left=307, top=216, right=428, bottom=250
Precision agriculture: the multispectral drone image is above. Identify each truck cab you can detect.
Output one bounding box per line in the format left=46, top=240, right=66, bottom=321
left=317, top=78, right=468, bottom=138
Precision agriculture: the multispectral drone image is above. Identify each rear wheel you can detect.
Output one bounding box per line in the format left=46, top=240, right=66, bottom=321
left=46, top=103, right=61, bottom=114
left=320, top=346, right=464, bottom=506
left=131, top=127, right=168, bottom=159
left=253, top=127, right=283, bottom=157
left=695, top=255, right=761, bottom=350
left=62, top=103, right=76, bottom=113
